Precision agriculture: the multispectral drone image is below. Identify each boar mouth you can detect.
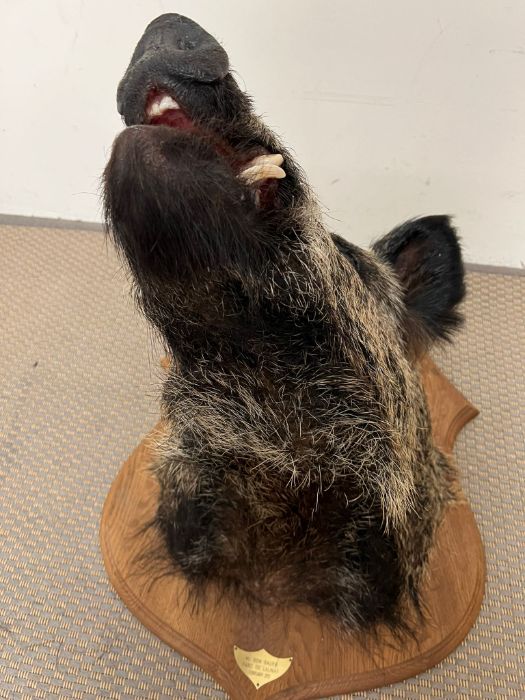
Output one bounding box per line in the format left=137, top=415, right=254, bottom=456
left=145, top=90, right=194, bottom=131
left=139, top=87, right=286, bottom=209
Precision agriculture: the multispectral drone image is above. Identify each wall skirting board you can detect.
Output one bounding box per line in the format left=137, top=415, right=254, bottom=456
left=1, top=213, right=523, bottom=276
left=0, top=213, right=104, bottom=232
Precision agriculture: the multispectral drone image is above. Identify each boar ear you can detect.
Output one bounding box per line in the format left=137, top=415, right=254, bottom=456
left=373, top=215, right=465, bottom=351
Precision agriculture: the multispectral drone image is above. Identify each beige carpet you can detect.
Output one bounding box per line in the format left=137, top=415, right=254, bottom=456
left=0, top=223, right=523, bottom=700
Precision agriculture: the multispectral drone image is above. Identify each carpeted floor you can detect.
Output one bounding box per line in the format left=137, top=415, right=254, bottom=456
left=0, top=223, right=523, bottom=700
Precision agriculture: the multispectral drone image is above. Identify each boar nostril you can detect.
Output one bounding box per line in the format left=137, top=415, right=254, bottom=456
left=176, top=37, right=197, bottom=52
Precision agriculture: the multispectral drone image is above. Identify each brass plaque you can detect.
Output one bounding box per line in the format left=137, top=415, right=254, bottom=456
left=233, top=646, right=293, bottom=689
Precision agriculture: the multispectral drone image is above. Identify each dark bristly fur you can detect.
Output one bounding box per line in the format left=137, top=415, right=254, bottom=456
left=103, top=13, right=465, bottom=634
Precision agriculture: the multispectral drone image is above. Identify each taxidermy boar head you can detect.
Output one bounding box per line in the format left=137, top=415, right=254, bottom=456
left=104, top=13, right=465, bottom=633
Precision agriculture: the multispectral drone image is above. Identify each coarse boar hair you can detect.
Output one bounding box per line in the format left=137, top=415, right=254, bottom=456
left=104, top=13, right=465, bottom=634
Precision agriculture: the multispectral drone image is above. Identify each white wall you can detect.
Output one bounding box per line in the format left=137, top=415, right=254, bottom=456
left=1, top=0, right=524, bottom=267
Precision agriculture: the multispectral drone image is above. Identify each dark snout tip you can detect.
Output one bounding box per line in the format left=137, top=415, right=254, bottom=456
left=143, top=12, right=210, bottom=42
left=129, top=12, right=229, bottom=82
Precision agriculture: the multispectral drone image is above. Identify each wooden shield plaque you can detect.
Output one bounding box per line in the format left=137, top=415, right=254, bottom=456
left=100, top=357, right=484, bottom=699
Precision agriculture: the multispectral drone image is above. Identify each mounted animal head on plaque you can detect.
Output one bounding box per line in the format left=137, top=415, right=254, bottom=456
left=104, top=13, right=465, bottom=634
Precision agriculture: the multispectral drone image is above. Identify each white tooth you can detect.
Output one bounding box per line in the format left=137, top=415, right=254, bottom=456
left=239, top=163, right=286, bottom=184
left=246, top=153, right=284, bottom=168
left=158, top=95, right=180, bottom=113
left=148, top=101, right=162, bottom=117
